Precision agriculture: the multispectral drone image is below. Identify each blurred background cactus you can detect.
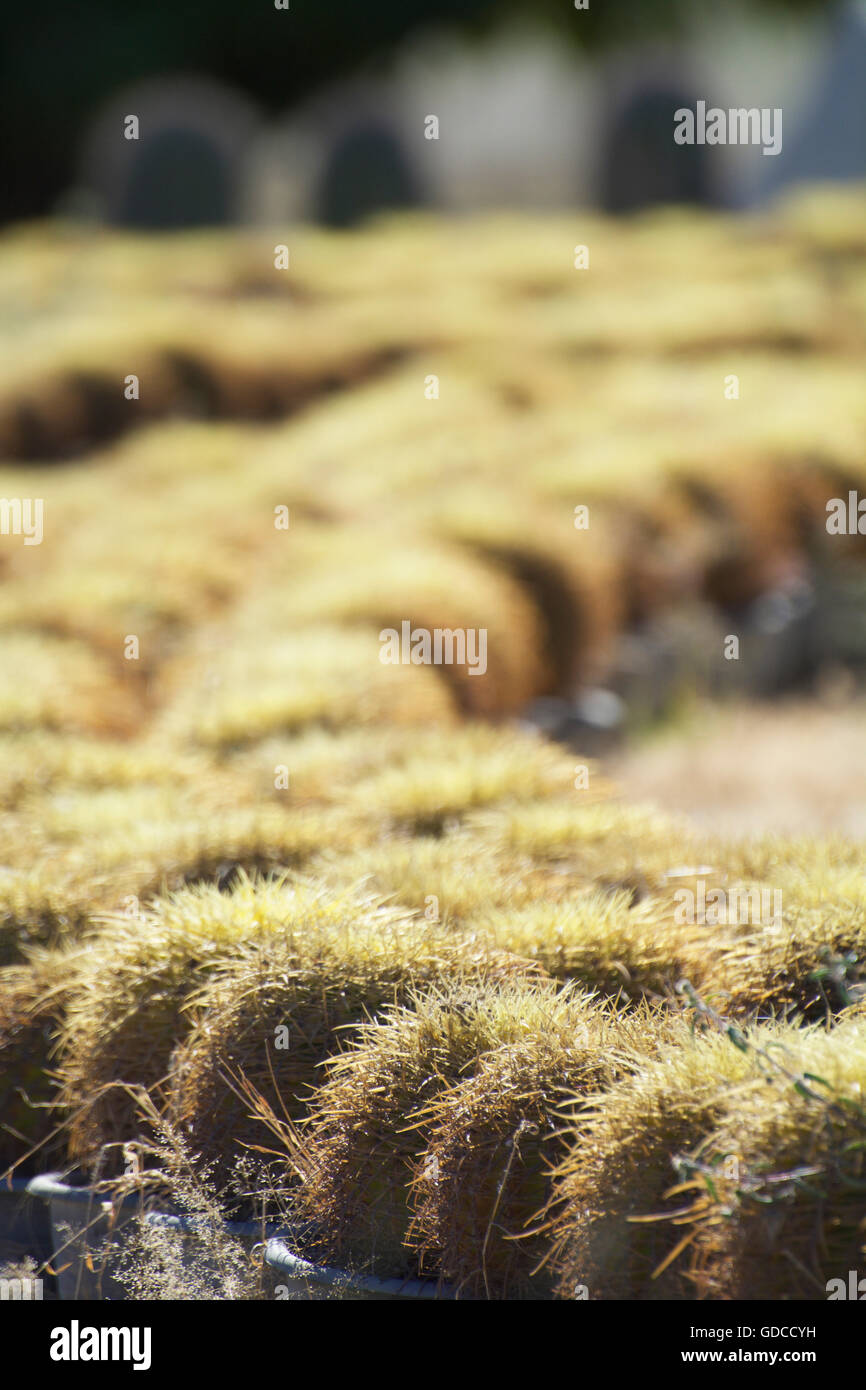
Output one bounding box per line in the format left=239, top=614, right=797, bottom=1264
left=2, top=0, right=863, bottom=227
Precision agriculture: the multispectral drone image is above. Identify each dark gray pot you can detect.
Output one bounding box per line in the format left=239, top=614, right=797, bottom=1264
left=265, top=1236, right=456, bottom=1301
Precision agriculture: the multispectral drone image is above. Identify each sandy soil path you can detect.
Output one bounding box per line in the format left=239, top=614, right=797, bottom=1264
left=605, top=698, right=866, bottom=839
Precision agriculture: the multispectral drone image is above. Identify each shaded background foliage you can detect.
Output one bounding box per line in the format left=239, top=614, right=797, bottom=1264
left=0, top=0, right=827, bottom=223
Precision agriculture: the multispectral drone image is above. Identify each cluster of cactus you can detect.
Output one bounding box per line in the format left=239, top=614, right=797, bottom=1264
left=1, top=189, right=865, bottom=1296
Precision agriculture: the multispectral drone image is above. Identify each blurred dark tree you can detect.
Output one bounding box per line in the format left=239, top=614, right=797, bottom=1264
left=0, top=0, right=827, bottom=223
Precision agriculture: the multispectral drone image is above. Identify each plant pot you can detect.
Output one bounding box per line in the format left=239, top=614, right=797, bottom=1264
left=264, top=1237, right=456, bottom=1301
left=27, top=1174, right=283, bottom=1301
left=26, top=1173, right=143, bottom=1300
left=0, top=1176, right=54, bottom=1271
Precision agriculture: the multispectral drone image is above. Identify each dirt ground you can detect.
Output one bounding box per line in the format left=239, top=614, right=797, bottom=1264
left=605, top=696, right=866, bottom=839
